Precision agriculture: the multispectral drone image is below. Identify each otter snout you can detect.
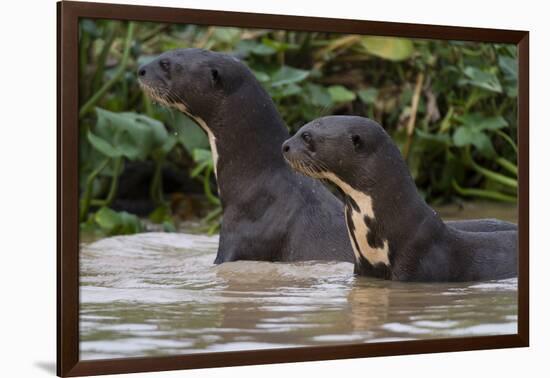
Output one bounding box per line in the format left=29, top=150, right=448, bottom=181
left=281, top=138, right=303, bottom=161
left=137, top=57, right=172, bottom=85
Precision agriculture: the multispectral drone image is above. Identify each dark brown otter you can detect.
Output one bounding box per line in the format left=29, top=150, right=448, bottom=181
left=137, top=48, right=355, bottom=263
left=283, top=116, right=517, bottom=281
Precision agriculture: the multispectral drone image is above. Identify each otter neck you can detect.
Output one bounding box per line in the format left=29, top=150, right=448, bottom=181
left=182, top=78, right=290, bottom=204
left=328, top=147, right=445, bottom=268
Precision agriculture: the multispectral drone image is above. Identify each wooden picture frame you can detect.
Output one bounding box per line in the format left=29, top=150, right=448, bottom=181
left=57, top=1, right=529, bottom=376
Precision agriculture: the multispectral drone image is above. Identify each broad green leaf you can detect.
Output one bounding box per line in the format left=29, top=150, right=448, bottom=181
left=251, top=70, right=270, bottom=83
left=160, top=135, right=178, bottom=155
left=118, top=211, right=143, bottom=234
left=261, top=37, right=299, bottom=52
left=193, top=148, right=213, bottom=164
left=360, top=36, right=414, bottom=61
left=149, top=205, right=171, bottom=224
left=498, top=56, right=518, bottom=97
left=453, top=126, right=479, bottom=147
left=415, top=129, right=451, bottom=146
left=171, top=113, right=209, bottom=153
left=462, top=66, right=502, bottom=93
left=212, top=27, right=241, bottom=44
left=328, top=85, right=356, bottom=103
left=236, top=40, right=277, bottom=56
left=116, top=131, right=147, bottom=160
left=358, top=88, right=378, bottom=104
left=458, top=113, right=508, bottom=131
left=94, top=207, right=121, bottom=232
left=87, top=131, right=120, bottom=158
left=92, top=108, right=161, bottom=160
left=452, top=126, right=495, bottom=157
left=271, top=83, right=302, bottom=98
left=498, top=56, right=517, bottom=78
left=163, top=220, right=177, bottom=233
left=132, top=113, right=167, bottom=148
left=306, top=83, right=333, bottom=108
left=472, top=133, right=496, bottom=157
left=270, top=66, right=309, bottom=87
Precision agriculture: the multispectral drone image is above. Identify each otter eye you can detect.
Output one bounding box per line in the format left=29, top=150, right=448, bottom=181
left=159, top=59, right=170, bottom=72
left=211, top=68, right=220, bottom=83
left=351, top=134, right=362, bottom=150
left=301, top=132, right=312, bottom=144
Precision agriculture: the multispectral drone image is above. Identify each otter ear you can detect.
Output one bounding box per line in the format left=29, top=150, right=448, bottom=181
left=351, top=134, right=362, bottom=151
left=210, top=68, right=221, bottom=86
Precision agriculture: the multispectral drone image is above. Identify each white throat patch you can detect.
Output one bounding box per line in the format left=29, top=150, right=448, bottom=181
left=322, top=172, right=390, bottom=266
left=174, top=104, right=219, bottom=178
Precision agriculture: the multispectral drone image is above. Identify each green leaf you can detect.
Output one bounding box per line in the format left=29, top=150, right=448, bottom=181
left=462, top=66, right=502, bottom=93
left=236, top=40, right=277, bottom=56
left=261, top=37, right=299, bottom=52
left=498, top=56, right=518, bottom=97
left=415, top=129, right=451, bottom=146
left=87, top=131, right=120, bottom=158
left=212, top=27, right=241, bottom=44
left=118, top=211, right=143, bottom=234
left=328, top=85, right=356, bottom=103
left=453, top=126, right=478, bottom=147
left=149, top=205, right=171, bottom=224
left=94, top=207, right=121, bottom=232
left=271, top=83, right=302, bottom=98
left=270, top=66, right=309, bottom=87
left=92, top=108, right=162, bottom=160
left=251, top=70, right=270, bottom=83
left=452, top=126, right=495, bottom=157
left=357, top=88, right=378, bottom=104
left=171, top=113, right=209, bottom=153
left=360, top=36, right=414, bottom=61
left=458, top=113, right=508, bottom=131
left=190, top=159, right=210, bottom=178
left=306, top=83, right=333, bottom=108
left=472, top=133, right=496, bottom=157
left=163, top=220, right=177, bottom=233
left=192, top=148, right=213, bottom=164
left=132, top=113, right=167, bottom=148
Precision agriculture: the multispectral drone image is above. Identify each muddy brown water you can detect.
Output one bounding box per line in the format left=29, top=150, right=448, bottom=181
left=80, top=203, right=518, bottom=360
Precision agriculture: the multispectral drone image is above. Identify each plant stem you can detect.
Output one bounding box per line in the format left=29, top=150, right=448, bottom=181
left=452, top=180, right=516, bottom=203
left=495, top=129, right=518, bottom=154
left=464, top=148, right=517, bottom=189
left=80, top=158, right=110, bottom=222
left=495, top=157, right=518, bottom=176
left=79, top=22, right=135, bottom=119
left=203, top=165, right=220, bottom=206
left=403, top=72, right=424, bottom=160
left=150, top=158, right=165, bottom=205
left=91, top=23, right=117, bottom=93
left=90, top=157, right=123, bottom=208
left=203, top=207, right=222, bottom=224
left=470, top=158, right=517, bottom=189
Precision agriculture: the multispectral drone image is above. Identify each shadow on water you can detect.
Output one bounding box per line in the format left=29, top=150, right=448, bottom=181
left=79, top=202, right=518, bottom=360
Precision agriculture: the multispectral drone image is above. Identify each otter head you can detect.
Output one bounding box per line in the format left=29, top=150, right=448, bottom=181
left=137, top=48, right=248, bottom=128
left=282, top=116, right=390, bottom=187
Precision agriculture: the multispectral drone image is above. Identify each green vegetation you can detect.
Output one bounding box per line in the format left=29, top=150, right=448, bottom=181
left=78, top=19, right=518, bottom=237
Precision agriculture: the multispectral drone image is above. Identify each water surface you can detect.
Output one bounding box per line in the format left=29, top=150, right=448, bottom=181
left=80, top=222, right=517, bottom=360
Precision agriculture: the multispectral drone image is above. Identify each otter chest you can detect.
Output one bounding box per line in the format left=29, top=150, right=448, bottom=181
left=343, top=192, right=390, bottom=267
left=322, top=173, right=390, bottom=266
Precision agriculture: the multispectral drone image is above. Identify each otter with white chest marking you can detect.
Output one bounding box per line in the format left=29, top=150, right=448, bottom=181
left=137, top=49, right=355, bottom=263
left=282, top=116, right=517, bottom=281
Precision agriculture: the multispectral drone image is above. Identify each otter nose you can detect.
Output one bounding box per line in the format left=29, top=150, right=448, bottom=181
left=138, top=67, right=146, bottom=77
left=282, top=142, right=290, bottom=154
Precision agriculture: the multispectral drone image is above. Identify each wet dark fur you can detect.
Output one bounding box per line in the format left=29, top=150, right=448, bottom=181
left=137, top=48, right=354, bottom=263
left=282, top=116, right=517, bottom=281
